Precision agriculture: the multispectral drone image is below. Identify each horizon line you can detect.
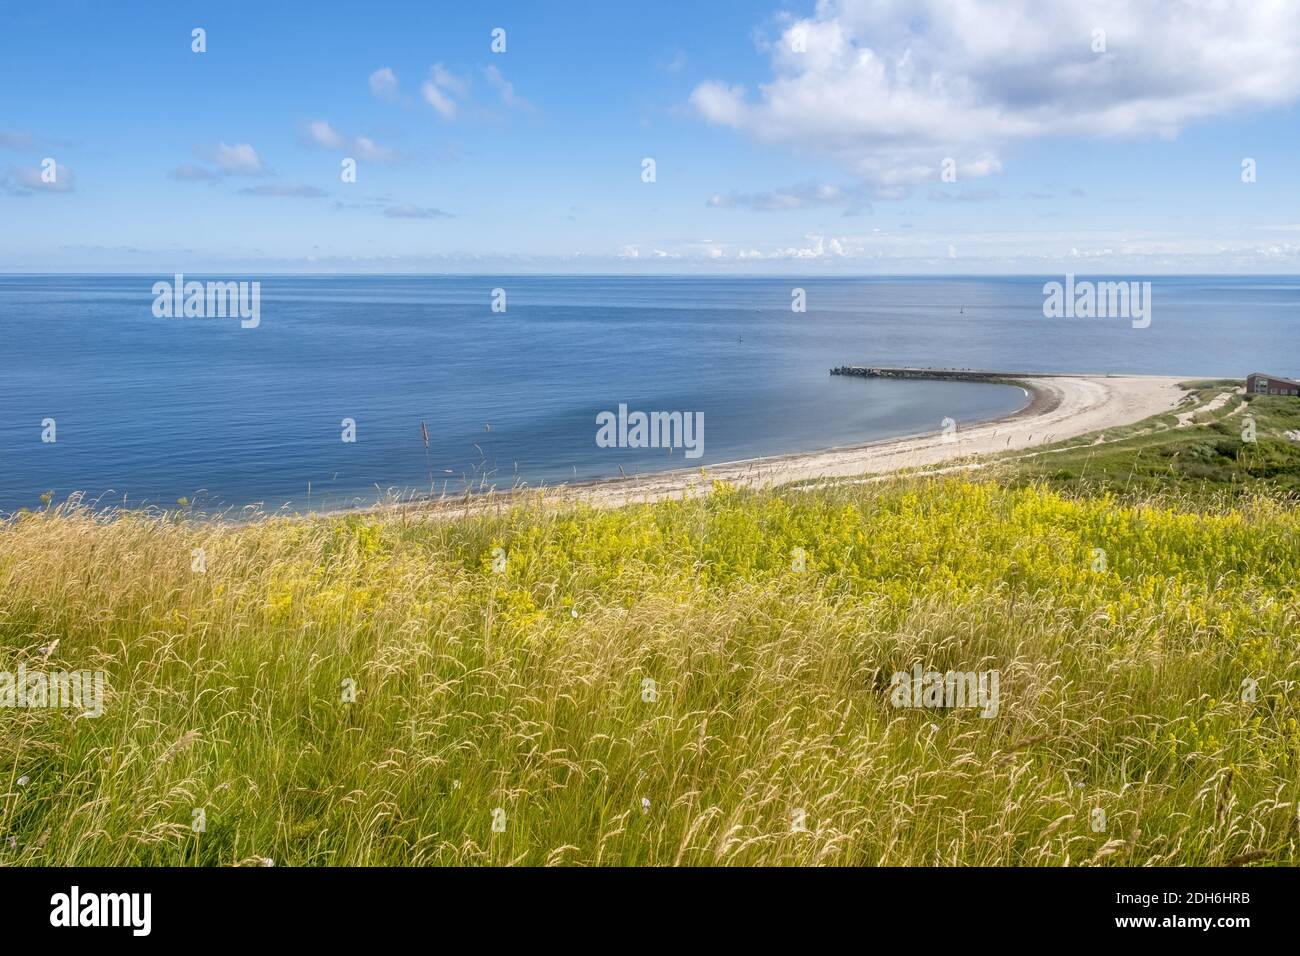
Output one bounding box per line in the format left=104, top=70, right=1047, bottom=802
left=3, top=271, right=1299, bottom=279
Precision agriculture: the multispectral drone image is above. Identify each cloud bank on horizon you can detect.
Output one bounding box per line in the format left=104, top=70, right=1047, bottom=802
left=2, top=0, right=1300, bottom=273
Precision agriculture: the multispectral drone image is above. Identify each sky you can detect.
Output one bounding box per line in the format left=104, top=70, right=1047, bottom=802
left=2, top=0, right=1300, bottom=274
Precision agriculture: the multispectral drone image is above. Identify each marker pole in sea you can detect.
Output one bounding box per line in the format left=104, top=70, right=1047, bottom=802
left=421, top=420, right=433, bottom=496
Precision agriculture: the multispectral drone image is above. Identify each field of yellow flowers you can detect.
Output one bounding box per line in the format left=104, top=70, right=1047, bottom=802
left=1, top=478, right=1297, bottom=865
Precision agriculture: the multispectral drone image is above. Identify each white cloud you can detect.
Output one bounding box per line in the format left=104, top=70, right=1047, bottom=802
left=691, top=0, right=1300, bottom=190
left=659, top=49, right=688, bottom=75
left=208, top=142, right=265, bottom=176
left=422, top=82, right=456, bottom=119
left=383, top=204, right=452, bottom=219
left=369, top=67, right=398, bottom=99
left=306, top=120, right=347, bottom=150
left=238, top=182, right=328, bottom=198
left=483, top=65, right=533, bottom=111
left=735, top=235, right=848, bottom=260
left=600, top=226, right=1300, bottom=270
left=169, top=143, right=266, bottom=183
left=430, top=63, right=467, bottom=96
left=3, top=162, right=74, bottom=194
left=708, top=181, right=870, bottom=213
left=421, top=64, right=466, bottom=120
left=304, top=121, right=394, bottom=162
left=689, top=82, right=748, bottom=128
left=352, top=137, right=392, bottom=162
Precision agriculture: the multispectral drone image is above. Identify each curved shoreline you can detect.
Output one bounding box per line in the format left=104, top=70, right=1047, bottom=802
left=361, top=373, right=1190, bottom=518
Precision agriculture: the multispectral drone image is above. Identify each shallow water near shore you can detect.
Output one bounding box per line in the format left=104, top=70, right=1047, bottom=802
left=0, top=274, right=1296, bottom=513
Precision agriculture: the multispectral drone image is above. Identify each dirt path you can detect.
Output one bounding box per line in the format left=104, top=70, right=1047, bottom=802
left=1177, top=389, right=1236, bottom=427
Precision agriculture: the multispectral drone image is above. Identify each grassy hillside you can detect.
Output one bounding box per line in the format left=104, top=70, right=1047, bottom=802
left=2, top=478, right=1297, bottom=865
left=997, top=383, right=1300, bottom=495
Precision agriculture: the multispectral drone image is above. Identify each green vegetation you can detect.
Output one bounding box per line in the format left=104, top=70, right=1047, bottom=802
left=997, top=382, right=1300, bottom=496
left=2, top=473, right=1297, bottom=865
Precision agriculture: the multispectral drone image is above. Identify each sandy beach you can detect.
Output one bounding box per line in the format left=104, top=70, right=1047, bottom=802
left=383, top=373, right=1191, bottom=517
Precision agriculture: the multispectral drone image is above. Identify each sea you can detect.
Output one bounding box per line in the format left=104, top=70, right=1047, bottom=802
left=0, top=274, right=1295, bottom=513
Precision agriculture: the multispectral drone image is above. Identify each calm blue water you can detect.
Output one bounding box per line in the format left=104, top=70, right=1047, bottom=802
left=0, top=275, right=1296, bottom=513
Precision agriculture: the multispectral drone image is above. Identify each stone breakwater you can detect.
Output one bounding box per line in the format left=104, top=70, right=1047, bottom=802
left=830, top=366, right=1039, bottom=383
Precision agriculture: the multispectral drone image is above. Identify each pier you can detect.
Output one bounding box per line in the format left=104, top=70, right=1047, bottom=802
left=829, top=366, right=1053, bottom=383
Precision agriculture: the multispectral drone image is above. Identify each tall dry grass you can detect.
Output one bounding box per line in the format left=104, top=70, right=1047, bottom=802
left=1, top=478, right=1296, bottom=865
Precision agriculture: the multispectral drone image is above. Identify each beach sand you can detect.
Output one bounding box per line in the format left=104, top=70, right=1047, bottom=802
left=376, top=373, right=1191, bottom=518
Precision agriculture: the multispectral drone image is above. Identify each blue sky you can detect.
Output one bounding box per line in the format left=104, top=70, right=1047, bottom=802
left=3, top=0, right=1300, bottom=273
